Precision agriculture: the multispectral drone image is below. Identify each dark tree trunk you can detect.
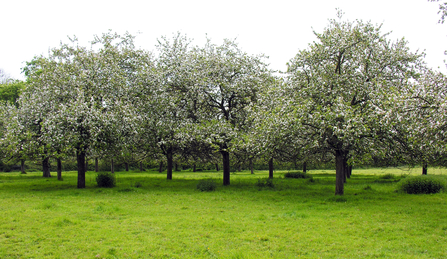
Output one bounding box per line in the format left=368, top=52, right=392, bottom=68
left=221, top=150, right=230, bottom=185
left=268, top=157, right=274, bottom=179
left=42, top=157, right=51, bottom=178
left=158, top=161, right=163, bottom=173
left=140, top=161, right=144, bottom=172
left=174, top=163, right=178, bottom=172
left=422, top=162, right=428, bottom=175
left=95, top=158, right=99, bottom=172
left=193, top=164, right=196, bottom=172
left=111, top=159, right=115, bottom=174
left=215, top=163, right=219, bottom=171
left=347, top=165, right=352, bottom=179
left=335, top=150, right=347, bottom=195
left=166, top=148, right=173, bottom=180
left=57, top=158, right=62, bottom=181
left=343, top=159, right=348, bottom=183
left=125, top=162, right=129, bottom=172
left=77, top=149, right=86, bottom=188
left=250, top=159, right=254, bottom=174
left=303, top=161, right=307, bottom=173
left=20, top=159, right=26, bottom=174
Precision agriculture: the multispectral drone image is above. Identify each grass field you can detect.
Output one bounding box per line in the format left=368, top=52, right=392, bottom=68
left=1, top=167, right=446, bottom=258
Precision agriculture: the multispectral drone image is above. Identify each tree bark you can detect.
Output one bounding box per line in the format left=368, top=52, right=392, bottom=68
left=422, top=162, right=428, bottom=175
left=125, top=162, right=129, bottom=172
left=57, top=158, right=62, bottom=181
left=221, top=150, right=230, bottom=185
left=111, top=159, right=115, bottom=174
left=20, top=159, right=26, bottom=174
left=140, top=161, right=144, bottom=172
left=215, top=163, right=219, bottom=171
left=303, top=161, right=307, bottom=173
left=158, top=161, right=163, bottom=173
left=174, top=163, right=178, bottom=172
left=77, top=149, right=86, bottom=188
left=347, top=165, right=352, bottom=179
left=250, top=159, right=254, bottom=174
left=193, top=164, right=196, bottom=172
left=335, top=150, right=347, bottom=195
left=42, top=157, right=51, bottom=178
left=268, top=157, right=274, bottom=179
left=166, top=147, right=173, bottom=180
left=95, top=158, right=99, bottom=172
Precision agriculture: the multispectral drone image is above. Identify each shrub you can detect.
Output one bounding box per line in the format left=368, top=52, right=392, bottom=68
left=196, top=179, right=217, bottom=192
left=256, top=178, right=275, bottom=189
left=284, top=171, right=311, bottom=179
left=380, top=173, right=395, bottom=180
left=96, top=172, right=116, bottom=188
left=398, top=176, right=446, bottom=194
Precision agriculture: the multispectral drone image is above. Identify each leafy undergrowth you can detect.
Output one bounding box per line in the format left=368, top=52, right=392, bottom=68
left=0, top=168, right=446, bottom=258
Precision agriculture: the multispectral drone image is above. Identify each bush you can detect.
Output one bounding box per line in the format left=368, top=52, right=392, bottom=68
left=398, top=176, right=446, bottom=194
left=96, top=172, right=116, bottom=188
left=256, top=178, right=275, bottom=189
left=196, top=179, right=217, bottom=192
left=380, top=173, right=395, bottom=180
left=284, top=171, right=311, bottom=179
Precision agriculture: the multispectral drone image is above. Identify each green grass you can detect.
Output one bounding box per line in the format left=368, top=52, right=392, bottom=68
left=1, top=168, right=446, bottom=258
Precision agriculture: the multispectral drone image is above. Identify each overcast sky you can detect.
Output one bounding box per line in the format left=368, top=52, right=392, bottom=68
left=1, top=0, right=446, bottom=80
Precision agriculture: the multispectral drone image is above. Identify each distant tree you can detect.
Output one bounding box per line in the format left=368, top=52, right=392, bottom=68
left=287, top=14, right=425, bottom=195
left=0, top=80, right=26, bottom=106
left=429, top=0, right=447, bottom=23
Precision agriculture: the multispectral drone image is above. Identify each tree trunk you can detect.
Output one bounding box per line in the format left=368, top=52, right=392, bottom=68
left=95, top=158, right=99, bottom=172
left=42, top=157, right=51, bottom=178
left=125, top=162, right=129, bottom=172
left=268, top=157, right=274, bottom=179
left=422, top=162, right=428, bottom=175
left=250, top=159, right=254, bottom=174
left=347, top=165, right=352, bottom=179
left=166, top=148, right=173, bottom=180
left=158, top=161, right=163, bottom=173
left=193, top=164, right=196, bottom=172
left=140, top=161, right=144, bottom=172
left=111, top=159, right=115, bottom=174
left=174, top=163, right=178, bottom=172
left=335, top=150, right=347, bottom=195
left=77, top=149, right=86, bottom=188
left=303, top=161, right=307, bottom=173
left=215, top=163, right=219, bottom=171
left=20, top=159, right=25, bottom=174
left=221, top=150, right=230, bottom=185
left=57, top=158, right=62, bottom=181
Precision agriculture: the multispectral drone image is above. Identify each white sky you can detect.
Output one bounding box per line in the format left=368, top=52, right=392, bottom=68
left=1, top=0, right=446, bottom=80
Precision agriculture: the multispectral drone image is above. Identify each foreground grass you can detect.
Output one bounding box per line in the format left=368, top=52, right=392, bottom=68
left=0, top=168, right=446, bottom=258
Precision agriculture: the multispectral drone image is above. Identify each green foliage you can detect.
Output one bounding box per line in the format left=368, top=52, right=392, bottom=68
left=0, top=80, right=26, bottom=106
left=96, top=172, right=116, bottom=188
left=255, top=178, right=275, bottom=189
left=284, top=171, right=312, bottom=179
left=398, top=175, right=446, bottom=194
left=379, top=173, right=396, bottom=180
left=196, top=179, right=217, bottom=192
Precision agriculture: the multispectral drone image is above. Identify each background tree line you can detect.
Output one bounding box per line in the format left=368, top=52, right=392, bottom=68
left=1, top=15, right=446, bottom=195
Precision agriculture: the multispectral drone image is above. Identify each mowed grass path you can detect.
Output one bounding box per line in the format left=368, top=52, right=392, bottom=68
left=1, top=167, right=446, bottom=258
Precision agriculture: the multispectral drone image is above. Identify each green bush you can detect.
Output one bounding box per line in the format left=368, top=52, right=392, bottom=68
left=398, top=176, right=446, bottom=194
left=196, top=179, right=217, bottom=192
left=284, top=171, right=311, bottom=179
left=256, top=178, right=275, bottom=189
left=96, top=172, right=116, bottom=188
left=380, top=173, right=395, bottom=180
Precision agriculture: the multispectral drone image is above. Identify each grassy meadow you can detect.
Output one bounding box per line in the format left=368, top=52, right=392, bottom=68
left=1, top=167, right=447, bottom=258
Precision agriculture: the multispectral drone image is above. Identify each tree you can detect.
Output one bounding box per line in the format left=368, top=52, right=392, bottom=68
left=287, top=13, right=425, bottom=195
left=21, top=31, right=150, bottom=188
left=192, top=38, right=270, bottom=185
left=429, top=0, right=447, bottom=24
